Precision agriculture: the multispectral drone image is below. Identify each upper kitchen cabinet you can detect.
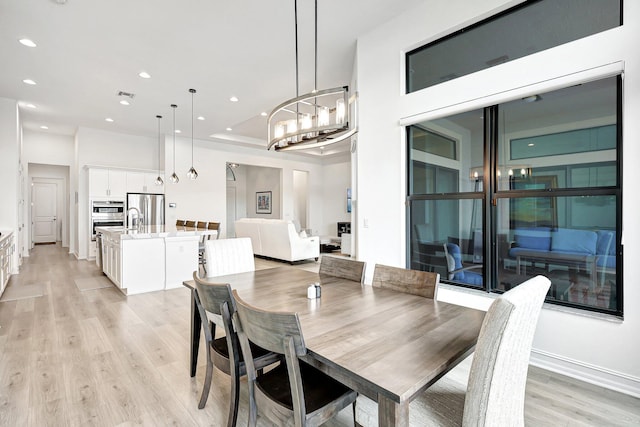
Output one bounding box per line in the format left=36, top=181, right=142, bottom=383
left=126, top=171, right=164, bottom=194
left=89, top=168, right=127, bottom=200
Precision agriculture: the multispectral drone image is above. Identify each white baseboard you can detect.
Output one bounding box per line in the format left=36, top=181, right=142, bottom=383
left=531, top=349, right=640, bottom=398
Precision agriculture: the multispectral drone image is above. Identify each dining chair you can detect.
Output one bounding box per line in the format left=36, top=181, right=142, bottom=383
left=232, top=289, right=358, bottom=427
left=185, top=220, right=197, bottom=228
left=444, top=243, right=483, bottom=286
left=204, top=237, right=254, bottom=278
left=199, top=222, right=222, bottom=274
left=319, top=255, right=366, bottom=283
left=372, top=263, right=439, bottom=299
left=355, top=275, right=551, bottom=426
left=192, top=273, right=281, bottom=426
left=176, top=219, right=186, bottom=227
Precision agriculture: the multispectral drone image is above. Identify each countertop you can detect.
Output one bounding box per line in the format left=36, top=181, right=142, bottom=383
left=95, top=225, right=217, bottom=240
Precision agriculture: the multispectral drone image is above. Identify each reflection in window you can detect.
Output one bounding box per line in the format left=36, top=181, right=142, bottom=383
left=407, top=76, right=621, bottom=315
left=496, top=196, right=616, bottom=311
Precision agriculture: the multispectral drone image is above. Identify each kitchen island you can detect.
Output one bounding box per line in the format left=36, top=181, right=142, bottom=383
left=96, top=225, right=217, bottom=295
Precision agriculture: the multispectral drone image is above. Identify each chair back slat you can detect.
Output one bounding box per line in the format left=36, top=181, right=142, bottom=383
left=233, top=290, right=307, bottom=356
left=319, top=256, right=366, bottom=283
left=193, top=272, right=235, bottom=316
left=372, top=264, right=439, bottom=299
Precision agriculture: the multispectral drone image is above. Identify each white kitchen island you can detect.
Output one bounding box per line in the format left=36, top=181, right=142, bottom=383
left=96, top=225, right=216, bottom=295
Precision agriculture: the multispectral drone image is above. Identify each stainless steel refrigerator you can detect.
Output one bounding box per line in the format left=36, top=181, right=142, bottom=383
left=126, top=193, right=165, bottom=227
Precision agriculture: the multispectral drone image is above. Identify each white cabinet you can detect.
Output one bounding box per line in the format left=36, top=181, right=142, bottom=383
left=89, top=168, right=127, bottom=199
left=0, top=232, right=15, bottom=295
left=102, top=233, right=122, bottom=287
left=126, top=171, right=164, bottom=194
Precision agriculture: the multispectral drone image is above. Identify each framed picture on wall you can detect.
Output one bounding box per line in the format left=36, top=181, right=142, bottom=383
left=256, top=191, right=272, bottom=214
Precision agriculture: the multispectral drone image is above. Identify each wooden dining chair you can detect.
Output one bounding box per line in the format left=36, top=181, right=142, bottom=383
left=319, top=255, right=366, bottom=283
left=355, top=275, right=551, bottom=427
left=176, top=219, right=186, bottom=226
left=204, top=237, right=255, bottom=278
left=372, top=264, right=439, bottom=299
left=185, top=220, right=197, bottom=228
left=233, top=290, right=358, bottom=427
left=193, top=273, right=281, bottom=426
left=207, top=221, right=221, bottom=239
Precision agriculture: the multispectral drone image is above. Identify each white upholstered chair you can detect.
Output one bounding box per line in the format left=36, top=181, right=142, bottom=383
left=356, top=275, right=551, bottom=426
left=204, top=237, right=254, bottom=278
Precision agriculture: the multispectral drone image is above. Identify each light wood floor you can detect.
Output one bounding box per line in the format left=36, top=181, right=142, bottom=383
left=0, top=244, right=638, bottom=426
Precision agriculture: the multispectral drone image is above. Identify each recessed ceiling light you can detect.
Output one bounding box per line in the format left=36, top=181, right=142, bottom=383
left=105, top=118, right=114, bottom=122
left=120, top=100, right=130, bottom=106
left=528, top=143, right=535, bottom=147
left=138, top=71, right=151, bottom=79
left=260, top=112, right=267, bottom=117
left=197, top=116, right=205, bottom=121
left=226, top=127, right=232, bottom=131
left=229, top=96, right=239, bottom=102
left=23, top=79, right=36, bottom=85
left=40, top=126, right=48, bottom=130
left=175, top=130, right=181, bottom=134
left=19, top=38, right=36, bottom=47
left=25, top=103, right=37, bottom=108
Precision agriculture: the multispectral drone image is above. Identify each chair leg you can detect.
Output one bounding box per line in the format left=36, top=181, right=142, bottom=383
left=352, top=400, right=357, bottom=426
left=227, top=364, right=240, bottom=427
left=198, top=344, right=213, bottom=409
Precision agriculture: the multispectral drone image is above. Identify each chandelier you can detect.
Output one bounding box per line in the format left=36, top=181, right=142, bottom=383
left=267, top=0, right=357, bottom=152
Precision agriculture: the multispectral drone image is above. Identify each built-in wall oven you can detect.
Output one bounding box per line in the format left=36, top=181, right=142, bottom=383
left=91, top=200, right=124, bottom=241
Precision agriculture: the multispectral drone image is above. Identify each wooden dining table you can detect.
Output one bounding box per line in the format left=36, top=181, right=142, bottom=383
left=183, top=266, right=485, bottom=426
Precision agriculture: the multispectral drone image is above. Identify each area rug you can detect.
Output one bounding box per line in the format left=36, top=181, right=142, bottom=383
left=0, top=283, right=45, bottom=302
left=74, top=276, right=113, bottom=292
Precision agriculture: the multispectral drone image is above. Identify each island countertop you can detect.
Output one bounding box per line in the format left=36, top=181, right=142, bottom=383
left=95, top=225, right=217, bottom=240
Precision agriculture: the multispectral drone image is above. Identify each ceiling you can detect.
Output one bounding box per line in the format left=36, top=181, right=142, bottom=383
left=1, top=0, right=424, bottom=158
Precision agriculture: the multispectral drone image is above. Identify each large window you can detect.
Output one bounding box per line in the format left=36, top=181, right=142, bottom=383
left=407, top=76, right=622, bottom=316
left=406, top=0, right=621, bottom=93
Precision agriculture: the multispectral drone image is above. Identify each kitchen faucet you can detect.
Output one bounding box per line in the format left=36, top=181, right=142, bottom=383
left=127, top=207, right=144, bottom=231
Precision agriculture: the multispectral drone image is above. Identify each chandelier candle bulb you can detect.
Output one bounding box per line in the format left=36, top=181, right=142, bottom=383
left=336, top=98, right=345, bottom=125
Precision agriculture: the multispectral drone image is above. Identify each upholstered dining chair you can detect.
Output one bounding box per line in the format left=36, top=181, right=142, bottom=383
left=192, top=273, right=281, bottom=426
left=355, top=275, right=551, bottom=427
left=198, top=221, right=220, bottom=274
left=372, top=264, right=439, bottom=299
left=204, top=237, right=254, bottom=278
left=233, top=290, right=358, bottom=427
left=319, top=255, right=366, bottom=283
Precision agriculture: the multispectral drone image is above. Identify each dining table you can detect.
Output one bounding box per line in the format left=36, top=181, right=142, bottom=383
left=183, top=266, right=485, bottom=426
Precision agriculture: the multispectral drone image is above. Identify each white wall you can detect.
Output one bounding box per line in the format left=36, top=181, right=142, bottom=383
left=322, top=161, right=351, bottom=236
left=0, top=98, right=21, bottom=272
left=356, top=0, right=640, bottom=396
left=23, top=130, right=74, bottom=254
left=75, top=127, right=159, bottom=259
left=246, top=166, right=281, bottom=219
left=163, top=135, right=328, bottom=240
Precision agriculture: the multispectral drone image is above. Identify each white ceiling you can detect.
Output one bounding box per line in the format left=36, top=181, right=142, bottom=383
left=1, top=0, right=424, bottom=158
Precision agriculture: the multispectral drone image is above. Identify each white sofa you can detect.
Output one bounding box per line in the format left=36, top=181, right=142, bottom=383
left=234, top=218, right=319, bottom=263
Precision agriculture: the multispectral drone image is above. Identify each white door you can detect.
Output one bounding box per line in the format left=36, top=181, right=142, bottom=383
left=226, top=187, right=236, bottom=238
left=32, top=182, right=57, bottom=243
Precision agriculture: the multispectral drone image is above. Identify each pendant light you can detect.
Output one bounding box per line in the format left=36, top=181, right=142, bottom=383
left=266, top=0, right=356, bottom=151
left=186, top=88, right=198, bottom=180
left=169, top=104, right=180, bottom=183
left=154, top=115, right=164, bottom=186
